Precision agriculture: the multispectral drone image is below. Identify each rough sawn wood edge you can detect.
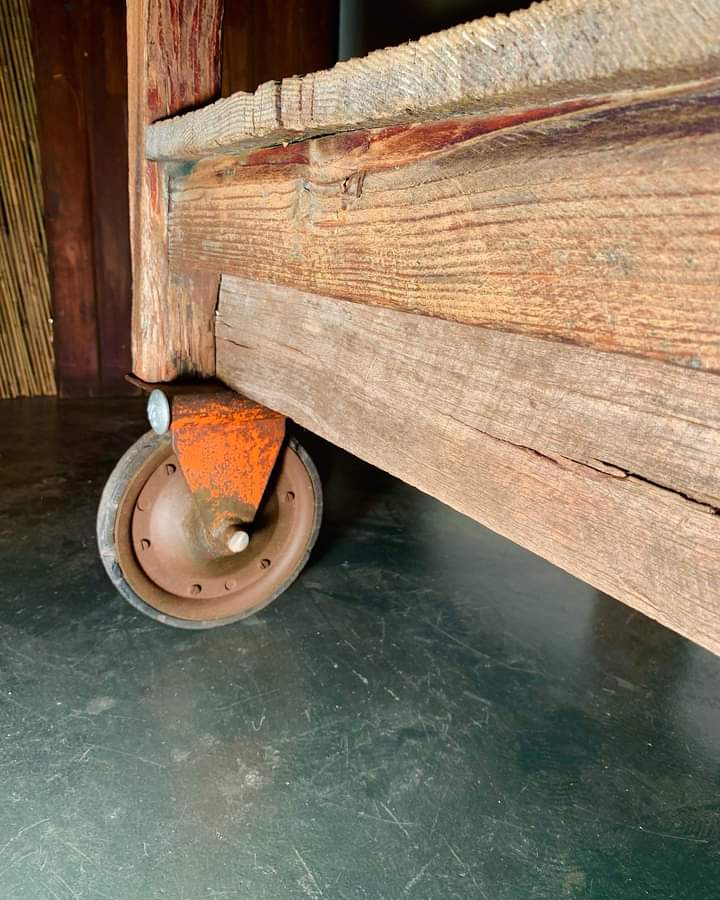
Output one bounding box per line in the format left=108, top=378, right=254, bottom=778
left=146, top=0, right=720, bottom=160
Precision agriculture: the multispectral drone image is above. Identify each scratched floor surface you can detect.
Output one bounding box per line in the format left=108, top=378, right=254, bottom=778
left=0, top=398, right=719, bottom=899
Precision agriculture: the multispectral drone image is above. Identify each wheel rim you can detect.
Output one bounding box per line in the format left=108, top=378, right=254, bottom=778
left=114, top=440, right=318, bottom=622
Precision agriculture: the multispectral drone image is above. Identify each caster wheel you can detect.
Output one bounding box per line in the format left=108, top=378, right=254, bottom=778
left=97, top=431, right=322, bottom=628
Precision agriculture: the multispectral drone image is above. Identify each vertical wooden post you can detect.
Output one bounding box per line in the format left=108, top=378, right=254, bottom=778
left=127, top=0, right=224, bottom=382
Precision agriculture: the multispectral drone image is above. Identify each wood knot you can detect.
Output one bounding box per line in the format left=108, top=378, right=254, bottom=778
left=341, top=170, right=366, bottom=200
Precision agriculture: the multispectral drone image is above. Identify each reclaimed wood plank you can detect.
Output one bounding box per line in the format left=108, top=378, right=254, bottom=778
left=216, top=275, right=720, bottom=656
left=170, top=81, right=720, bottom=371
left=129, top=0, right=341, bottom=381
left=147, top=0, right=720, bottom=161
left=127, top=0, right=223, bottom=381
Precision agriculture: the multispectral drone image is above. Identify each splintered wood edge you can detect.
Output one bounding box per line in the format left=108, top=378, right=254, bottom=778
left=146, top=0, right=720, bottom=160
left=215, top=276, right=720, bottom=656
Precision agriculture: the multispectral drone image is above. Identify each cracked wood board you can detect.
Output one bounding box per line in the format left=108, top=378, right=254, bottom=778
left=146, top=0, right=720, bottom=161
left=216, top=275, right=720, bottom=655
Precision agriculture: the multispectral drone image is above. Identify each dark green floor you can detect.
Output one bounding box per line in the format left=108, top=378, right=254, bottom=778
left=0, top=399, right=719, bottom=899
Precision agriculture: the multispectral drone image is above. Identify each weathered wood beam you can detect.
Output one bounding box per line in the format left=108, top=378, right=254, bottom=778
left=127, top=0, right=223, bottom=381
left=216, top=276, right=720, bottom=656
left=169, top=81, right=720, bottom=371
left=146, top=0, right=720, bottom=161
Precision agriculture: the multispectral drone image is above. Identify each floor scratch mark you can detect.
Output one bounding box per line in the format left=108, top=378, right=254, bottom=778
left=380, top=802, right=411, bottom=840
left=403, top=859, right=431, bottom=893
left=293, top=845, right=324, bottom=897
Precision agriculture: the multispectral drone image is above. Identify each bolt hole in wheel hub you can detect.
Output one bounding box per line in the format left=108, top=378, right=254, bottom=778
left=97, top=432, right=322, bottom=628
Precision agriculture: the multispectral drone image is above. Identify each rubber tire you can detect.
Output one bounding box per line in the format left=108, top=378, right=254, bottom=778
left=97, top=431, right=323, bottom=629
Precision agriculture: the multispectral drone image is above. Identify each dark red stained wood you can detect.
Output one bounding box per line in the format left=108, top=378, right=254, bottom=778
left=31, top=0, right=134, bottom=397
left=31, top=0, right=100, bottom=398
left=145, top=0, right=224, bottom=121
left=242, top=96, right=609, bottom=170
left=83, top=0, right=133, bottom=395
left=221, top=0, right=338, bottom=97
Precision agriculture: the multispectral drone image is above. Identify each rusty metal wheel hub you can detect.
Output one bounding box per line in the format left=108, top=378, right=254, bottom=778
left=114, top=439, right=318, bottom=623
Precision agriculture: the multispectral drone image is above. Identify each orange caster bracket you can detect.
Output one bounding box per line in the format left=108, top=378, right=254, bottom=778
left=97, top=378, right=322, bottom=629
left=142, top=381, right=287, bottom=553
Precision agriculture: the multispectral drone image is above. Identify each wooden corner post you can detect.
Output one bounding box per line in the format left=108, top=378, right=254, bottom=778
left=127, top=0, right=224, bottom=382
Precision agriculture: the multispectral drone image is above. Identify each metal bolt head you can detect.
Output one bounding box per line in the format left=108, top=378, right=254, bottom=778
left=226, top=528, right=250, bottom=554
left=147, top=389, right=171, bottom=435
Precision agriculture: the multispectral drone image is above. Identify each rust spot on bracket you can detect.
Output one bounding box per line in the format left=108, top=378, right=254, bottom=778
left=170, top=391, right=286, bottom=542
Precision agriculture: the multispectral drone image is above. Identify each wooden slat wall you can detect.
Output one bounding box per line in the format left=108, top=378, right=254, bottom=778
left=31, top=0, right=132, bottom=397
left=0, top=0, right=54, bottom=398
left=84, top=1, right=134, bottom=396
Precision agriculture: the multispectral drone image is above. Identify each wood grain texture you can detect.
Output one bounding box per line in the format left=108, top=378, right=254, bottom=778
left=147, top=0, right=720, bottom=160
left=127, top=0, right=223, bottom=381
left=216, top=276, right=720, bottom=656
left=170, top=82, right=720, bottom=371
